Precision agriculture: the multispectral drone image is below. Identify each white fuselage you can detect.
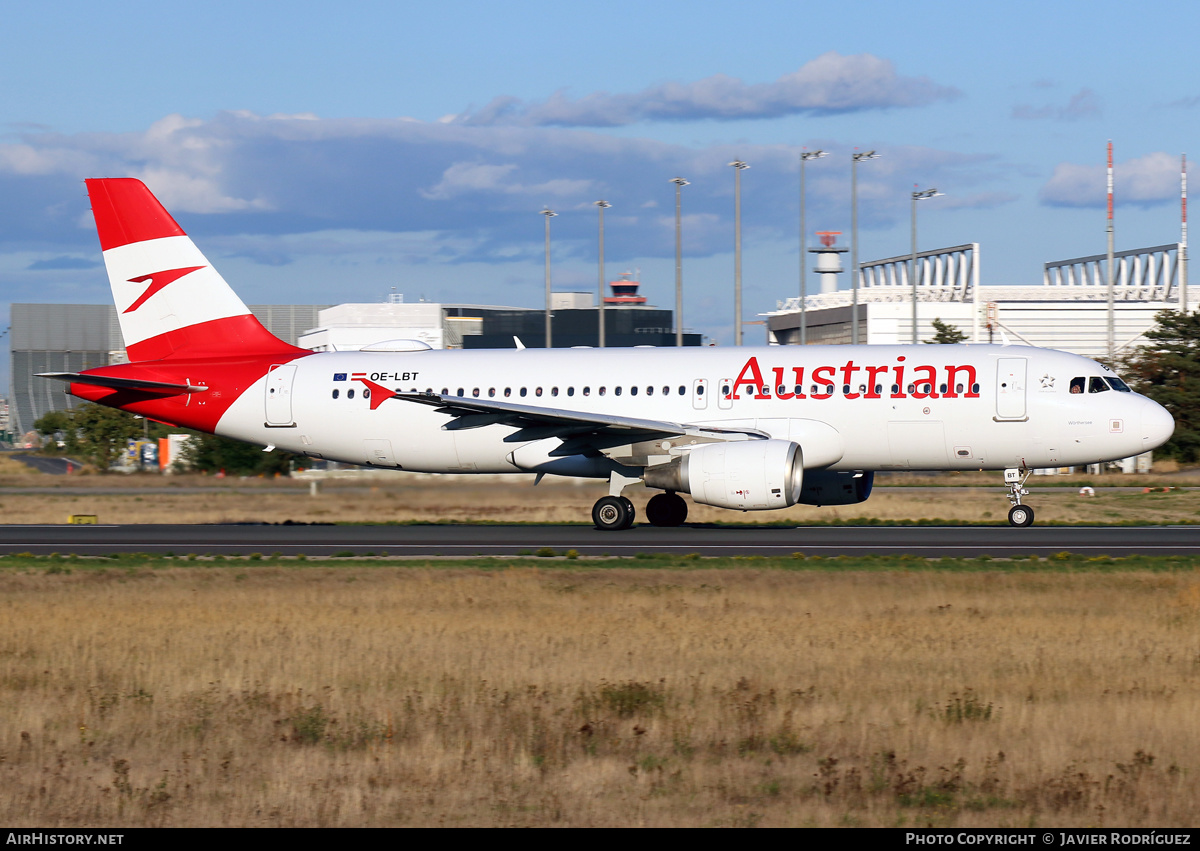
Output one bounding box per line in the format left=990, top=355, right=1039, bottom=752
left=212, top=343, right=1172, bottom=475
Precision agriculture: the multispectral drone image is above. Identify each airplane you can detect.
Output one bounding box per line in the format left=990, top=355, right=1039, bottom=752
left=38, top=178, right=1175, bottom=530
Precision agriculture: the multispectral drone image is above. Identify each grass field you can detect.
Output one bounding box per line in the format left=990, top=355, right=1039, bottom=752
left=4, top=466, right=1200, bottom=526
left=1, top=554, right=1199, bottom=827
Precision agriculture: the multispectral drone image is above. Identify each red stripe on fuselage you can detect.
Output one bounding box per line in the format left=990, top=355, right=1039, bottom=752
left=68, top=350, right=312, bottom=434
left=86, top=178, right=187, bottom=251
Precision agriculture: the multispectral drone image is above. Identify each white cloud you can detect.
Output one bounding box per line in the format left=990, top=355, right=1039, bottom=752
left=1040, top=151, right=1183, bottom=207
left=1012, top=88, right=1101, bottom=121
left=458, top=52, right=960, bottom=126
left=0, top=111, right=997, bottom=264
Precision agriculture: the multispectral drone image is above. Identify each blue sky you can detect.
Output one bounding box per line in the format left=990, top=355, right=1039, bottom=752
left=2, top=0, right=1198, bottom=383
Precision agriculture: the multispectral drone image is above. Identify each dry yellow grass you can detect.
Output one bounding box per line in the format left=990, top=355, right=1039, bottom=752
left=2, top=475, right=1199, bottom=525
left=1, top=565, right=1198, bottom=827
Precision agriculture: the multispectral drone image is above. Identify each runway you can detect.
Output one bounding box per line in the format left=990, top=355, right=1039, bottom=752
left=1, top=523, right=1198, bottom=558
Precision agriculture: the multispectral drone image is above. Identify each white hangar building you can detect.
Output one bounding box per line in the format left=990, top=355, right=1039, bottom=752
left=764, top=241, right=1188, bottom=360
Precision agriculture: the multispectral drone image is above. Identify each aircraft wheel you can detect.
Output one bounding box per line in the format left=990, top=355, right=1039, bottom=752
left=646, top=493, right=688, bottom=527
left=593, top=496, right=634, bottom=531
left=1008, top=505, right=1035, bottom=527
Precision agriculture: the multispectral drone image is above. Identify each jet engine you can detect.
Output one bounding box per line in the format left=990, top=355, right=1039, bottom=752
left=642, top=439, right=803, bottom=510
left=795, top=470, right=874, bottom=506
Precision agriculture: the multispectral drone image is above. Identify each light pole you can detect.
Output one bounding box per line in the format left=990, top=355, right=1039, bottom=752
left=729, top=159, right=749, bottom=345
left=910, top=186, right=942, bottom=344
left=850, top=150, right=879, bottom=345
left=799, top=149, right=827, bottom=345
left=594, top=200, right=611, bottom=348
left=541, top=208, right=556, bottom=348
left=670, top=178, right=689, bottom=347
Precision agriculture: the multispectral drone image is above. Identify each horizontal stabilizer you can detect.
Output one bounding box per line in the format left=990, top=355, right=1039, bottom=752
left=37, top=373, right=207, bottom=394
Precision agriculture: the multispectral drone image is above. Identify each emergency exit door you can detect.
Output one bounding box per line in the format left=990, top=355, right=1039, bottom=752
left=995, top=358, right=1027, bottom=420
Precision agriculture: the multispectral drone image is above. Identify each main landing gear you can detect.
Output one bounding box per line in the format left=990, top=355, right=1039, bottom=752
left=1004, top=467, right=1035, bottom=527
left=591, top=492, right=690, bottom=530
left=592, top=495, right=636, bottom=531
left=645, top=492, right=688, bottom=527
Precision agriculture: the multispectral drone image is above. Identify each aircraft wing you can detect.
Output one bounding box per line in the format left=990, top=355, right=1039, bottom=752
left=394, top=391, right=764, bottom=452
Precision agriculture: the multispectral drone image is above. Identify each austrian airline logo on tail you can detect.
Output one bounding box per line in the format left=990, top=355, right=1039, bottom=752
left=123, top=266, right=205, bottom=314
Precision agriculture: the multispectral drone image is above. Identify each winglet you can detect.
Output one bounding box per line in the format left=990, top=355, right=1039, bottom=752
left=514, top=336, right=526, bottom=350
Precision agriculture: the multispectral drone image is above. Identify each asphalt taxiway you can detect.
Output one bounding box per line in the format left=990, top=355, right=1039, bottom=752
left=0, top=524, right=1197, bottom=558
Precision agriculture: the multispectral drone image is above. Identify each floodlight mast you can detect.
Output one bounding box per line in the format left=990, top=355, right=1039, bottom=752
left=850, top=150, right=880, bottom=345
left=729, top=159, right=749, bottom=345
left=594, top=200, right=611, bottom=348
left=799, top=149, right=827, bottom=345
left=670, top=178, right=689, bottom=347
left=541, top=208, right=556, bottom=349
left=910, top=186, right=943, bottom=344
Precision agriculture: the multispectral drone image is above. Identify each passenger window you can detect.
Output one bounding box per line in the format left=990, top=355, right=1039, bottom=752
left=504, top=387, right=511, bottom=397
left=891, top=385, right=899, bottom=394
left=551, top=387, right=559, bottom=396
left=777, top=385, right=786, bottom=395
left=630, top=386, right=638, bottom=396
left=972, top=383, right=980, bottom=394
left=583, top=386, right=591, bottom=396
left=348, top=389, right=355, bottom=399
left=1070, top=377, right=1085, bottom=394
left=615, top=387, right=622, bottom=396
left=955, top=384, right=963, bottom=394
left=939, top=384, right=947, bottom=394
left=440, top=388, right=448, bottom=395
left=761, top=385, right=770, bottom=396
left=842, top=385, right=850, bottom=394
left=520, top=387, right=527, bottom=397
left=567, top=387, right=575, bottom=396
left=646, top=386, right=654, bottom=396
left=599, top=387, right=607, bottom=396
left=1089, top=377, right=1109, bottom=393
left=488, top=388, right=495, bottom=397
left=472, top=388, right=479, bottom=397
left=332, top=389, right=339, bottom=399
left=678, top=386, right=686, bottom=395
left=456, top=388, right=464, bottom=396
left=721, top=384, right=731, bottom=397
left=535, top=387, right=543, bottom=397
left=695, top=385, right=703, bottom=396
left=363, top=388, right=371, bottom=398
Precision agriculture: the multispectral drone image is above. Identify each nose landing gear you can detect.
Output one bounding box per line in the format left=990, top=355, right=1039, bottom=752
left=1004, top=467, right=1034, bottom=527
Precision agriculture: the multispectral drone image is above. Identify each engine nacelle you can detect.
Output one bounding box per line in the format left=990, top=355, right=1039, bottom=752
left=796, top=470, right=874, bottom=506
left=642, top=439, right=803, bottom=510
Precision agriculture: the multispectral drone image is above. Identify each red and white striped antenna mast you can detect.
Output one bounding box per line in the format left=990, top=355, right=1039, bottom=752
left=1182, top=153, right=1188, bottom=314
left=1106, top=141, right=1114, bottom=361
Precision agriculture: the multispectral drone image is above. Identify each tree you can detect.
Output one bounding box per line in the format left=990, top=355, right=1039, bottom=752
left=1118, top=309, right=1200, bottom=461
left=33, top=403, right=142, bottom=471
left=180, top=432, right=310, bottom=476
left=925, top=317, right=968, bottom=344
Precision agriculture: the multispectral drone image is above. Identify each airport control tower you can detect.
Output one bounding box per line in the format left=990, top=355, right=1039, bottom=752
left=603, top=271, right=648, bottom=305
left=810, top=231, right=848, bottom=293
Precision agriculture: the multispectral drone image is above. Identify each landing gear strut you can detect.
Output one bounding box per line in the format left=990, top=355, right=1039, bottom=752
left=1004, top=467, right=1034, bottom=527
left=645, top=492, right=688, bottom=527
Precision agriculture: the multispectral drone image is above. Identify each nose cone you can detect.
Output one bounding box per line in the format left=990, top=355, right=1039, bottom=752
left=1141, top=401, right=1175, bottom=451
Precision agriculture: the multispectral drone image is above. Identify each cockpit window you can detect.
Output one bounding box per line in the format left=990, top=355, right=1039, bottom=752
left=1105, top=376, right=1132, bottom=392
left=1070, top=377, right=1085, bottom=394
left=1088, top=377, right=1110, bottom=393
